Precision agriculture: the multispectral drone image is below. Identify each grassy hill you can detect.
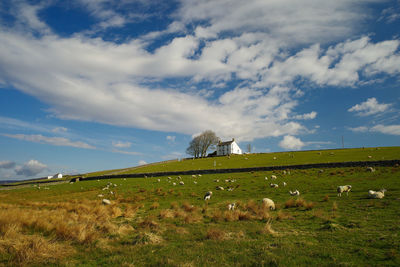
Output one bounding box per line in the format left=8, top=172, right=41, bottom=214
left=0, top=147, right=399, bottom=266
left=85, top=146, right=400, bottom=177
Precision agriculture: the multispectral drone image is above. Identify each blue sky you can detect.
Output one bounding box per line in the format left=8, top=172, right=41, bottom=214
left=0, top=0, right=399, bottom=180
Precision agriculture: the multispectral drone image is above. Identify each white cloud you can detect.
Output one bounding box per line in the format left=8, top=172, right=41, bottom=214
left=112, top=141, right=131, bottom=148
left=348, top=98, right=392, bottom=116
left=348, top=124, right=400, bottom=135
left=166, top=135, right=176, bottom=142
left=52, top=127, right=68, bottom=133
left=0, top=1, right=399, bottom=143
left=279, top=135, right=305, bottom=150
left=371, top=124, right=400, bottom=135
left=138, top=160, right=147, bottom=165
left=293, top=111, right=317, bottom=120
left=2, top=134, right=95, bottom=149
left=15, top=159, right=47, bottom=177
left=0, top=161, right=16, bottom=169
left=348, top=126, right=369, bottom=133
left=176, top=0, right=383, bottom=45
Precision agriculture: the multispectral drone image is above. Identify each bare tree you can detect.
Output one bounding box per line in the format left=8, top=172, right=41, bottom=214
left=186, top=130, right=219, bottom=158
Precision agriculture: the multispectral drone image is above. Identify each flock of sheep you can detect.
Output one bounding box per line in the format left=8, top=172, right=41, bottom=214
left=96, top=166, right=387, bottom=208
left=201, top=166, right=387, bottom=212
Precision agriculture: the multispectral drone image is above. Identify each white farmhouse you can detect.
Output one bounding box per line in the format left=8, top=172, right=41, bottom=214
left=216, top=138, right=242, bottom=156
left=48, top=173, right=63, bottom=179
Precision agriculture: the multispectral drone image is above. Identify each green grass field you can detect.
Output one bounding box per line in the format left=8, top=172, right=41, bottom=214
left=0, top=147, right=399, bottom=266
left=84, top=146, right=400, bottom=177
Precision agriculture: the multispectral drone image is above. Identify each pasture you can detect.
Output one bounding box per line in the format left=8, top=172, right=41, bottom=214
left=0, top=160, right=399, bottom=266
left=84, top=146, right=400, bottom=177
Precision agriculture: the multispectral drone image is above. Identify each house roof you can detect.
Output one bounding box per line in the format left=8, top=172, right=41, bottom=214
left=218, top=139, right=235, bottom=146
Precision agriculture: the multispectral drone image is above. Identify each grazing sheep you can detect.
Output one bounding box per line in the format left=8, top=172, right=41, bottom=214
left=273, top=157, right=277, bottom=160
left=102, top=199, right=111, bottom=205
left=368, top=155, right=372, bottom=159
left=193, top=181, right=197, bottom=184
left=264, top=177, right=268, bottom=180
left=337, top=185, right=352, bottom=197
left=204, top=191, right=213, bottom=200
left=262, top=198, right=276, bottom=210
left=228, top=203, right=236, bottom=210
left=283, top=182, right=287, bottom=187
left=271, top=175, right=277, bottom=180
left=98, top=194, right=104, bottom=197
left=172, top=182, right=176, bottom=186
left=368, top=189, right=387, bottom=199
left=167, top=177, right=172, bottom=180
left=283, top=170, right=287, bottom=175
left=192, top=175, right=196, bottom=178
left=289, top=190, right=300, bottom=196
left=270, top=183, right=279, bottom=188
left=366, top=167, right=375, bottom=172
left=216, top=186, right=224, bottom=190
left=214, top=179, right=220, bottom=182
left=179, top=181, right=185, bottom=185
left=157, top=179, right=161, bottom=182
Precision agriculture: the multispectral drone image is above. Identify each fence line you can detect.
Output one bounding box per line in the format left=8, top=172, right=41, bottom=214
left=82, top=159, right=400, bottom=181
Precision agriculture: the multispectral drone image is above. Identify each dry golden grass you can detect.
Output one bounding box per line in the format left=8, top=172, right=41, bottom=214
left=312, top=209, right=331, bottom=221
left=138, top=216, right=159, bottom=231
left=206, top=228, right=226, bottom=240
left=284, top=198, right=314, bottom=210
left=150, top=202, right=160, bottom=210
left=0, top=198, right=140, bottom=265
left=184, top=213, right=202, bottom=224
left=181, top=202, right=197, bottom=212
left=159, top=209, right=175, bottom=219
left=276, top=210, right=294, bottom=221
left=170, top=201, right=179, bottom=210
left=259, top=219, right=277, bottom=236
left=0, top=233, right=73, bottom=266
left=332, top=201, right=338, bottom=211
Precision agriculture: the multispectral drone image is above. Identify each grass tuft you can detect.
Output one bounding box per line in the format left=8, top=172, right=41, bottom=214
left=206, top=228, right=226, bottom=240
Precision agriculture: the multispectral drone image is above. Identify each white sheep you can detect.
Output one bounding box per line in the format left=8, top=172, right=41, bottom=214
left=157, top=179, right=161, bottom=182
left=289, top=190, right=300, bottom=196
left=193, top=181, right=197, bottom=184
left=270, top=183, right=279, bottom=188
left=228, top=203, right=236, bottom=210
left=179, top=181, right=185, bottom=185
left=264, top=177, right=268, bottom=180
left=262, top=198, right=276, bottom=210
left=366, top=167, right=375, bottom=172
left=204, top=191, right=213, bottom=200
left=102, top=199, right=111, bottom=205
left=172, top=182, right=176, bottom=186
left=368, top=189, right=387, bottom=199
left=337, top=185, right=352, bottom=197
left=283, top=182, right=287, bottom=187
left=271, top=175, right=277, bottom=180
left=216, top=186, right=224, bottom=190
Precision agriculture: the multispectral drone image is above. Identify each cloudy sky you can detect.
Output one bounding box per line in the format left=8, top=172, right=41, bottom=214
left=1, top=0, right=399, bottom=180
